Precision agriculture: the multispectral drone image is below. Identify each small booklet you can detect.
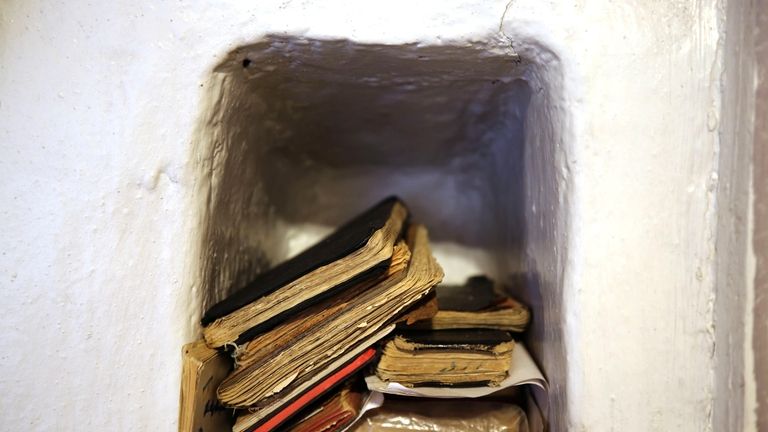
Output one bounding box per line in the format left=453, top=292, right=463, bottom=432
left=421, top=275, right=530, bottom=332
left=177, top=341, right=234, bottom=432
left=366, top=342, right=546, bottom=397
left=283, top=383, right=365, bottom=432
left=374, top=329, right=515, bottom=387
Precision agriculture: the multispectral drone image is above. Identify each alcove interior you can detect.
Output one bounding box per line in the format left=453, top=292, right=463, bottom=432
left=195, top=35, right=567, bottom=428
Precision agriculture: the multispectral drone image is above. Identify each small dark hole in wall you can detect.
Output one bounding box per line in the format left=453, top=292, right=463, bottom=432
left=242, top=58, right=251, bottom=68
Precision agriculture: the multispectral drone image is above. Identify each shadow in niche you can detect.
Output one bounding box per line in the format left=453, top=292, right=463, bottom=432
left=198, top=33, right=532, bottom=312
left=195, top=33, right=564, bottom=429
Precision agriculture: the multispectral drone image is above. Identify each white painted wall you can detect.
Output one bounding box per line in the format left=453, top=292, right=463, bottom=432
left=0, top=1, right=754, bottom=431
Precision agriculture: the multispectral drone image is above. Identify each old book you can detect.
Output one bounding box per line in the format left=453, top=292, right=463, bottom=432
left=202, top=197, right=409, bottom=348
left=234, top=348, right=375, bottom=432
left=233, top=242, right=411, bottom=372
left=284, top=383, right=364, bottom=432
left=424, top=275, right=530, bottom=332
left=219, top=224, right=443, bottom=408
left=231, top=329, right=388, bottom=432
left=375, top=329, right=515, bottom=387
left=178, top=341, right=234, bottom=432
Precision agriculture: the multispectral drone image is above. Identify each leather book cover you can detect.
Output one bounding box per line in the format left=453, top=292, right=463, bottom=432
left=397, top=328, right=514, bottom=352
left=232, top=261, right=391, bottom=345
left=203, top=197, right=405, bottom=326
left=435, top=275, right=497, bottom=312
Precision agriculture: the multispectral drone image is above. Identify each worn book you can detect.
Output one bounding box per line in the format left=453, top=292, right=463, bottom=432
left=421, top=275, right=530, bottom=332
left=202, top=197, right=409, bottom=348
left=230, top=243, right=410, bottom=374
left=375, top=328, right=515, bottom=387
left=231, top=336, right=385, bottom=432
left=284, top=383, right=365, bottom=432
left=219, top=224, right=443, bottom=408
left=178, top=341, right=234, bottom=432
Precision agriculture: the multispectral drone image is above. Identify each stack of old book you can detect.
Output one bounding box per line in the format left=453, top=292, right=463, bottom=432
left=356, top=274, right=537, bottom=432
left=179, top=197, right=444, bottom=432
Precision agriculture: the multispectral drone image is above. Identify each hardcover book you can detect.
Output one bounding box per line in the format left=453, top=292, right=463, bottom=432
left=178, top=341, right=234, bottom=432
left=286, top=384, right=364, bottom=432
left=219, top=224, right=443, bottom=408
left=375, top=329, right=515, bottom=387
left=232, top=339, right=383, bottom=432
left=423, top=275, right=530, bottom=332
left=202, top=197, right=409, bottom=348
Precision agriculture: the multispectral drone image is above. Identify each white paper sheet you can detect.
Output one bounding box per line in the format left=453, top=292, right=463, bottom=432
left=339, top=391, right=385, bottom=432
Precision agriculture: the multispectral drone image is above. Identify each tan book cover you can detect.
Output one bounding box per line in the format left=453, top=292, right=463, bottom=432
left=178, top=341, right=233, bottom=432
left=287, top=385, right=364, bottom=432
left=202, top=198, right=408, bottom=348
left=375, top=329, right=515, bottom=387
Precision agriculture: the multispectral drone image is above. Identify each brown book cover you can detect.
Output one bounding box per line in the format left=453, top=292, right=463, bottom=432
left=423, top=275, right=530, bottom=332
left=219, top=225, right=443, bottom=408
left=232, top=344, right=380, bottom=432
left=286, top=384, right=364, bottom=432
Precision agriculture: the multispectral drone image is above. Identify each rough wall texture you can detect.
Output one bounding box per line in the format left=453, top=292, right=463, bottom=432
left=0, top=1, right=750, bottom=431
left=753, top=0, right=768, bottom=428
left=502, top=2, right=730, bottom=431
left=0, top=2, right=201, bottom=430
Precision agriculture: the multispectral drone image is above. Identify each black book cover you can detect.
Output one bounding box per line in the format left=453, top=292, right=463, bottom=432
left=435, top=275, right=496, bottom=312
left=202, top=196, right=405, bottom=326
left=398, top=328, right=513, bottom=351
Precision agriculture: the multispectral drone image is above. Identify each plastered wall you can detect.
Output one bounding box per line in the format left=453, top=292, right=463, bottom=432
left=0, top=1, right=756, bottom=430
left=752, top=0, right=768, bottom=428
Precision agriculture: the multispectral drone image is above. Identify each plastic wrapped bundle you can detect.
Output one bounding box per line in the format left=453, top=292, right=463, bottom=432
left=349, top=399, right=528, bottom=432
